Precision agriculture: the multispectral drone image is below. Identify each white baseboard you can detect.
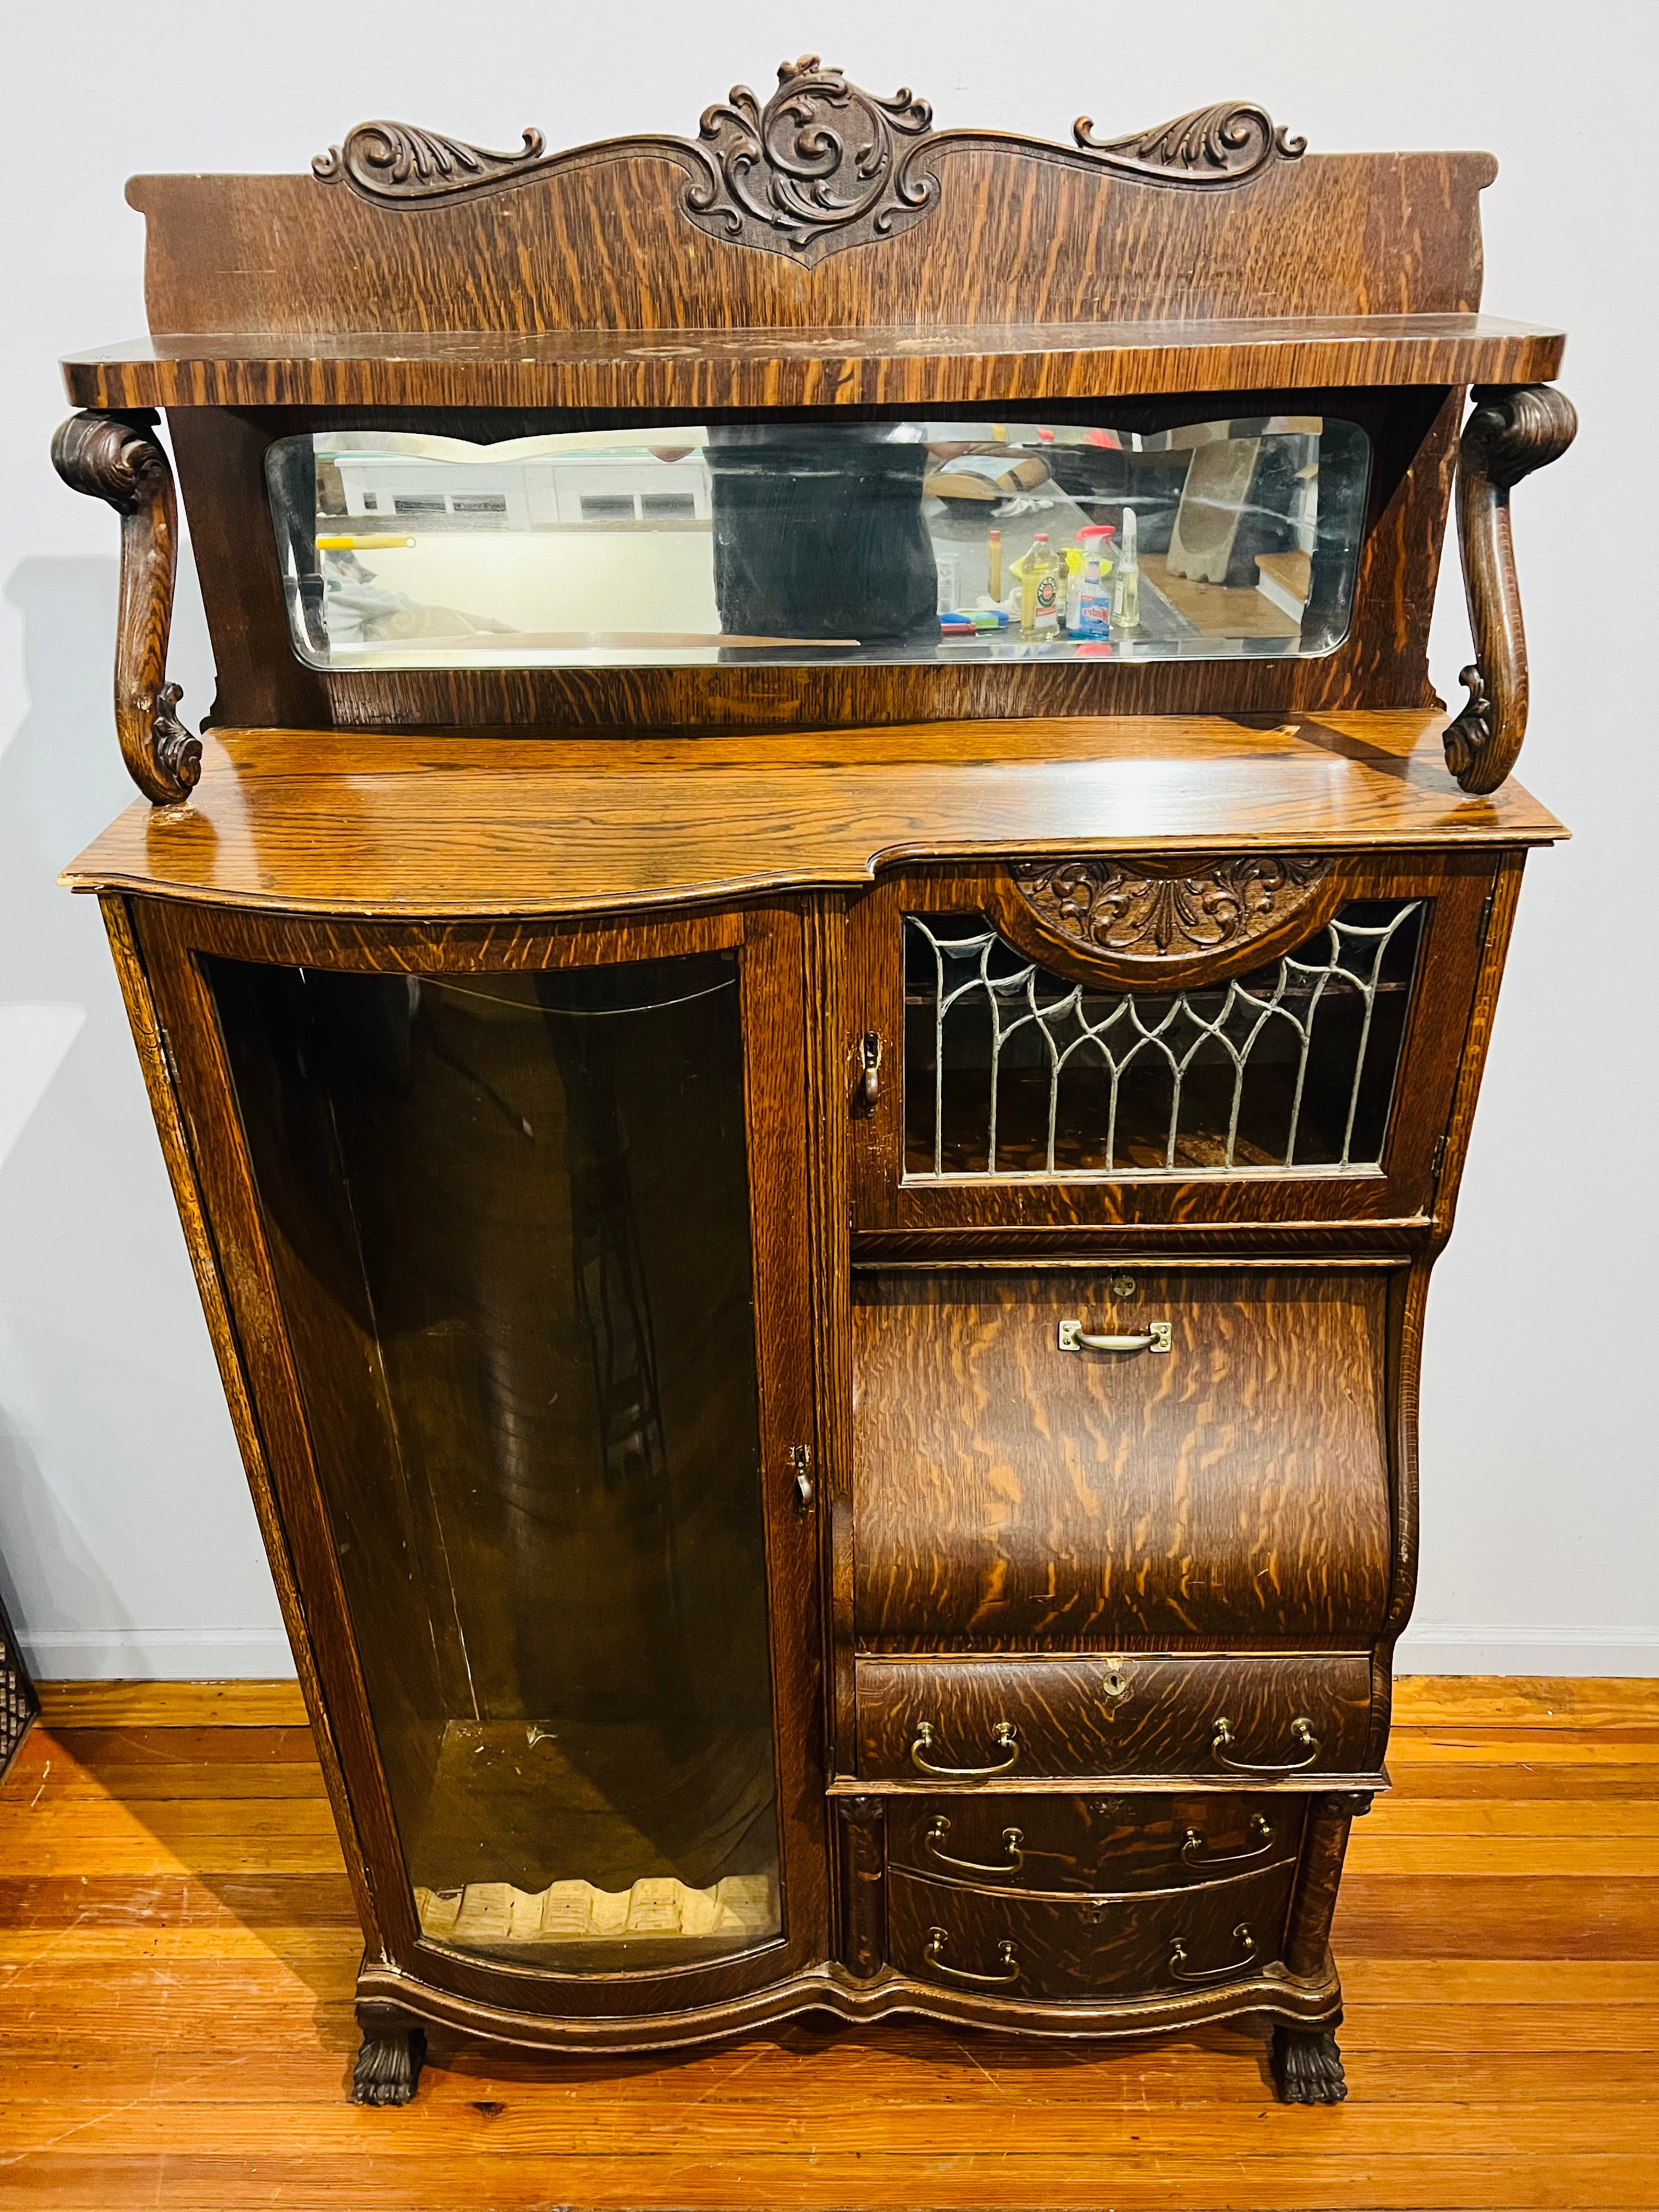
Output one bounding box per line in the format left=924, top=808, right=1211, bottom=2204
left=1395, top=1625, right=1659, bottom=1676
left=18, top=1628, right=297, bottom=1680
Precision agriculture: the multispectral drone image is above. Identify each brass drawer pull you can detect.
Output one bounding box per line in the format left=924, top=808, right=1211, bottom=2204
left=1058, top=1319, right=1171, bottom=1355
left=924, top=1927, right=1020, bottom=1985
left=924, top=1816, right=1025, bottom=1877
left=1169, top=1922, right=1257, bottom=1983
left=910, top=1720, right=1019, bottom=1778
left=1211, top=1716, right=1319, bottom=1773
left=1181, top=1814, right=1274, bottom=1869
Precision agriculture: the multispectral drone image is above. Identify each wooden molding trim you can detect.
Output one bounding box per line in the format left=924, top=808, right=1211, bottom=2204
left=49, top=412, right=201, bottom=806
left=311, top=61, right=1304, bottom=264
left=1443, top=384, right=1578, bottom=796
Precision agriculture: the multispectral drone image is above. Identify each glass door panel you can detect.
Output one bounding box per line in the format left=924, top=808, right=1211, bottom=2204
left=206, top=949, right=781, bottom=1972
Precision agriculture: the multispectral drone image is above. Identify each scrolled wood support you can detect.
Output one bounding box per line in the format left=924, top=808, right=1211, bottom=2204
left=1443, top=383, right=1577, bottom=795
left=50, top=410, right=202, bottom=806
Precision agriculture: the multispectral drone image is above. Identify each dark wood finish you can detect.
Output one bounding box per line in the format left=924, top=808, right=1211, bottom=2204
left=852, top=1269, right=1390, bottom=1650
left=64, top=319, right=1564, bottom=411
left=853, top=1654, right=1377, bottom=1784
left=309, top=75, right=1308, bottom=255
left=0, top=1581, right=38, bottom=1788
left=1442, top=384, right=1579, bottom=793
left=846, top=851, right=1507, bottom=1237
left=1005, top=853, right=1341, bottom=990
left=54, top=82, right=1571, bottom=2105
left=887, top=1854, right=1299, bottom=2001
left=61, top=719, right=1565, bottom=921
left=885, top=1791, right=1307, bottom=1895
left=49, top=413, right=202, bottom=803
left=836, top=1797, right=887, bottom=1979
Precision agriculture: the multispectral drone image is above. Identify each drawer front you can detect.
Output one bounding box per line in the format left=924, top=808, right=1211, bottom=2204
left=855, top=1652, right=1374, bottom=1781
left=853, top=1268, right=1391, bottom=1649
left=888, top=1859, right=1297, bottom=2001
left=887, top=1789, right=1305, bottom=1896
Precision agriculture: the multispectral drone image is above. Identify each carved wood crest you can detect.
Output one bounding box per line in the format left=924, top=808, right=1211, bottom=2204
left=313, top=58, right=1304, bottom=265
left=1009, top=855, right=1334, bottom=974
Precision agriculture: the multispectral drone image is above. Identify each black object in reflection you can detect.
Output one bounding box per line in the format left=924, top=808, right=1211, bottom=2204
left=706, top=426, right=936, bottom=644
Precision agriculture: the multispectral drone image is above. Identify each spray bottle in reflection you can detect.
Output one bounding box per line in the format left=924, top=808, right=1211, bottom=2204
left=1113, top=506, right=1141, bottom=631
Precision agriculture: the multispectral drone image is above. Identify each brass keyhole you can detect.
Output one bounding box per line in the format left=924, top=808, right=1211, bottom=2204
left=1111, top=1274, right=1138, bottom=1300
left=1100, top=1657, right=1133, bottom=1704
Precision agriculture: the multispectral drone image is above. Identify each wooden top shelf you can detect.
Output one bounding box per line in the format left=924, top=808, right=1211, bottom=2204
left=63, top=712, right=1566, bottom=920
left=61, top=314, right=1564, bottom=412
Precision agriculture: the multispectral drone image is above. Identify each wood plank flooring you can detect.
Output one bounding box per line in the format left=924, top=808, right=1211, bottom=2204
left=2, top=1676, right=1655, bottom=2209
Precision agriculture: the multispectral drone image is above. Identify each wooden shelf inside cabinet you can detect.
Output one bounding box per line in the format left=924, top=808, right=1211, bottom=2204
left=61, top=712, right=1565, bottom=918
left=61, top=313, right=1565, bottom=412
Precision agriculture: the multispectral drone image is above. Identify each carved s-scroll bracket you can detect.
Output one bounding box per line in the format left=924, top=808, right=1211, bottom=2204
left=50, top=411, right=202, bottom=806
left=1443, top=383, right=1577, bottom=796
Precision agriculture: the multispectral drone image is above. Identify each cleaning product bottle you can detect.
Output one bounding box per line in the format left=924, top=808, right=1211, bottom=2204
left=1019, top=532, right=1064, bottom=639
left=1113, top=506, right=1140, bottom=630
left=1074, top=552, right=1111, bottom=640
left=986, top=527, right=1002, bottom=605
left=1066, top=525, right=1115, bottom=630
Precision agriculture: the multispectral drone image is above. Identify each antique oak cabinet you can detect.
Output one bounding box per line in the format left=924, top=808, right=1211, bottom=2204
left=55, top=63, right=1573, bottom=2106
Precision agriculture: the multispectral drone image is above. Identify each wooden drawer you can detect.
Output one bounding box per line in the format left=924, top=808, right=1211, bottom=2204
left=885, top=1788, right=1305, bottom=1896
left=887, top=1858, right=1297, bottom=2001
left=854, top=1652, right=1375, bottom=1781
left=853, top=1266, right=1392, bottom=1649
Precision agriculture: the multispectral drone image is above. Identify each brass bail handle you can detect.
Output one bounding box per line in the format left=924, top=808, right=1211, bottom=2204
left=910, top=1719, right=1020, bottom=1778
left=1058, top=1319, right=1171, bottom=1355
left=1210, top=1716, right=1321, bottom=1773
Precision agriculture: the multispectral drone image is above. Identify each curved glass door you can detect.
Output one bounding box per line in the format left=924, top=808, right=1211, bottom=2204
left=206, top=949, right=781, bottom=1972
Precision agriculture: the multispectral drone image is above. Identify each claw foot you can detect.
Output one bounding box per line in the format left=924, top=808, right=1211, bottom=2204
left=1270, top=2023, right=1347, bottom=2104
left=351, top=2018, right=426, bottom=2106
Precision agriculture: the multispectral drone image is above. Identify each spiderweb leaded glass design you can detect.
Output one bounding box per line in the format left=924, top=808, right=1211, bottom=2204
left=903, top=901, right=1425, bottom=1178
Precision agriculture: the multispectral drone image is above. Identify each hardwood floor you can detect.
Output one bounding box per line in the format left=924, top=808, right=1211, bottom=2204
left=2, top=1676, right=1655, bottom=2209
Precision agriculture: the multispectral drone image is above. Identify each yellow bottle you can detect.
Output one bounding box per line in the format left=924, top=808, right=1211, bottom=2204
left=1019, top=532, right=1064, bottom=639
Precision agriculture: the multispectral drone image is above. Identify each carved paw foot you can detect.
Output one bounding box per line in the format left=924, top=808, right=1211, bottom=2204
left=350, top=2021, right=426, bottom=2106
left=1270, top=2023, right=1347, bottom=2104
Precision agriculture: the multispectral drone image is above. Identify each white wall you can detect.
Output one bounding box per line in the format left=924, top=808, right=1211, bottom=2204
left=2, top=0, right=1652, bottom=1678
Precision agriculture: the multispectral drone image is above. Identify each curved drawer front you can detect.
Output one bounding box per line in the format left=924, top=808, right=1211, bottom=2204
left=853, top=1268, right=1392, bottom=1650
left=888, top=1858, right=1298, bottom=2001
left=887, top=1789, right=1305, bottom=1895
left=855, top=1652, right=1375, bottom=1782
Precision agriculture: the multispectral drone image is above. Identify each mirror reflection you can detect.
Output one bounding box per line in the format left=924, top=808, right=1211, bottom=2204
left=267, top=416, right=1370, bottom=672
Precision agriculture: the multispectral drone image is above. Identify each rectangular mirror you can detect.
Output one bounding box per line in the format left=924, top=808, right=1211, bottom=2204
left=267, top=416, right=1370, bottom=672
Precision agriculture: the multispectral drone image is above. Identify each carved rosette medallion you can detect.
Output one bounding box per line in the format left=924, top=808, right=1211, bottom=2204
left=1012, top=856, right=1331, bottom=964
left=311, top=66, right=1305, bottom=264
left=684, top=55, right=936, bottom=259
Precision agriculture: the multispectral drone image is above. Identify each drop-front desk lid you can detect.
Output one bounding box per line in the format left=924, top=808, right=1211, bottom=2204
left=62, top=710, right=1567, bottom=921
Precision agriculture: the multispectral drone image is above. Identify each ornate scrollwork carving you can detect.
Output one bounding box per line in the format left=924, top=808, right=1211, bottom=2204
left=1073, top=100, right=1305, bottom=183
left=682, top=55, right=936, bottom=259
left=50, top=412, right=202, bottom=806
left=1443, top=383, right=1578, bottom=795
left=312, top=67, right=1305, bottom=262
left=1012, top=855, right=1331, bottom=965
left=312, top=120, right=547, bottom=204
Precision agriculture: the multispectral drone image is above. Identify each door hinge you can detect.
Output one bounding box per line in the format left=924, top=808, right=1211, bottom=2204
left=1430, top=1133, right=1447, bottom=1183
left=1476, top=889, right=1496, bottom=946
left=156, top=1026, right=181, bottom=1091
